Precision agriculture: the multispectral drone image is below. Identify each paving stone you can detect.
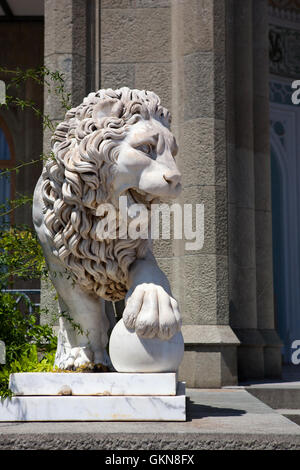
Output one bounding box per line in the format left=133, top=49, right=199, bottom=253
left=0, top=389, right=300, bottom=450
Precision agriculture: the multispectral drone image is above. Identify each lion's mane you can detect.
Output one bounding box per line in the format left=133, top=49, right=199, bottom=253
left=41, top=87, right=171, bottom=301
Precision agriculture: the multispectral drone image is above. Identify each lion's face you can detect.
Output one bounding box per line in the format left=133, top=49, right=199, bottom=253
left=111, top=117, right=181, bottom=209
left=42, top=88, right=181, bottom=300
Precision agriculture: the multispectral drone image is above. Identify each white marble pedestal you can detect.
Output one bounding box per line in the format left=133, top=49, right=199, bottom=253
left=0, top=373, right=186, bottom=422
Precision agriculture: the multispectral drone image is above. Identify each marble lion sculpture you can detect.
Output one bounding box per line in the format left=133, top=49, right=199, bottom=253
left=33, top=87, right=182, bottom=370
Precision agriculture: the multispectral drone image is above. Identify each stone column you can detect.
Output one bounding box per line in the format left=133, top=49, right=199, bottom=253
left=171, top=0, right=240, bottom=387
left=252, top=0, right=282, bottom=378
left=100, top=0, right=240, bottom=387
left=227, top=0, right=265, bottom=380
left=227, top=0, right=282, bottom=380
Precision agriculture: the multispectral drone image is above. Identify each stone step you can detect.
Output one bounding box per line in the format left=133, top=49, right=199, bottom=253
left=9, top=372, right=177, bottom=396
left=238, top=364, right=300, bottom=411
left=0, top=382, right=186, bottom=422
left=244, top=385, right=300, bottom=410
left=276, top=409, right=300, bottom=426
left=1, top=389, right=300, bottom=450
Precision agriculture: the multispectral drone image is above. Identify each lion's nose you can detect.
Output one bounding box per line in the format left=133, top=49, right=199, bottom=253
left=163, top=171, right=181, bottom=189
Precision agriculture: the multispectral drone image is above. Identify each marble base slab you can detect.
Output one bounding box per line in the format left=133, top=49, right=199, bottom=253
left=0, top=382, right=186, bottom=422
left=9, top=372, right=177, bottom=396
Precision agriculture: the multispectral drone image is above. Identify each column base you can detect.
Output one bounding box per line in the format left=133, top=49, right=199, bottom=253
left=233, top=329, right=265, bottom=381
left=178, top=325, right=240, bottom=388
left=260, top=329, right=283, bottom=379
left=233, top=328, right=283, bottom=381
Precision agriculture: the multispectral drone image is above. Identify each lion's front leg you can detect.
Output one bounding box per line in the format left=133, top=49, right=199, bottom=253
left=54, top=295, right=112, bottom=371
left=123, top=251, right=182, bottom=340
left=44, top=256, right=113, bottom=371
left=33, top=179, right=113, bottom=371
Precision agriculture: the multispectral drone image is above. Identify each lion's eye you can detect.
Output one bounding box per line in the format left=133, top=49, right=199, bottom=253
left=137, top=144, right=153, bottom=155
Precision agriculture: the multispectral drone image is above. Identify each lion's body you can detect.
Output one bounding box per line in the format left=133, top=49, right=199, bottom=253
left=33, top=87, right=182, bottom=370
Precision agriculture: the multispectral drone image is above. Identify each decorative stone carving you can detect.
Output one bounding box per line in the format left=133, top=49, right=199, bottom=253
left=33, top=87, right=183, bottom=372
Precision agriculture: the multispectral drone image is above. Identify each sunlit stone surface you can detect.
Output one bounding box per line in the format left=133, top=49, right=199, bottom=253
left=1, top=381, right=185, bottom=422
left=9, top=372, right=177, bottom=396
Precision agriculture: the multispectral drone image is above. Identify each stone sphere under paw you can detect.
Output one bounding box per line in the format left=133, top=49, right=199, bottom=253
left=109, top=319, right=184, bottom=373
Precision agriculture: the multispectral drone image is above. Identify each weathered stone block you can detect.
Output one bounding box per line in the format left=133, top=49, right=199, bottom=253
left=234, top=328, right=265, bottom=381
left=44, top=0, right=86, bottom=57
left=101, top=63, right=135, bottom=90
left=228, top=204, right=256, bottom=268
left=184, top=52, right=214, bottom=121
left=153, top=237, right=175, bottom=259
left=181, top=185, right=227, bottom=256
left=178, top=325, right=239, bottom=387
left=181, top=118, right=226, bottom=187
left=228, top=149, right=255, bottom=209
left=136, top=0, right=170, bottom=7
left=254, top=150, right=272, bottom=212
left=229, top=262, right=257, bottom=329
left=135, top=63, right=172, bottom=112
left=183, top=0, right=213, bottom=55
left=101, top=8, right=170, bottom=63
left=101, top=0, right=136, bottom=8
left=260, top=329, right=283, bottom=379
left=155, top=255, right=183, bottom=309
left=44, top=53, right=86, bottom=113
left=255, top=210, right=275, bottom=329
left=183, top=253, right=229, bottom=325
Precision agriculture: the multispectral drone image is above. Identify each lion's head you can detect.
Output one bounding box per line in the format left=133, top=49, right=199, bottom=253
left=42, top=87, right=181, bottom=301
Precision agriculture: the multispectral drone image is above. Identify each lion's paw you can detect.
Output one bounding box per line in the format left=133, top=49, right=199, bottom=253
left=55, top=346, right=112, bottom=371
left=55, top=346, right=93, bottom=370
left=123, top=283, right=182, bottom=341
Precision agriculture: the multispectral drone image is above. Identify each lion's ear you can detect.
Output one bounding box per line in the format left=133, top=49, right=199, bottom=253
left=93, top=98, right=123, bottom=122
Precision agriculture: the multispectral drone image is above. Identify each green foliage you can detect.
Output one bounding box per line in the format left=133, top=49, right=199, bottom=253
left=0, top=292, right=56, bottom=355
left=0, top=345, right=56, bottom=400
left=0, top=291, right=57, bottom=399
left=0, top=225, right=46, bottom=286
left=0, top=65, right=71, bottom=130
left=0, top=224, right=56, bottom=399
